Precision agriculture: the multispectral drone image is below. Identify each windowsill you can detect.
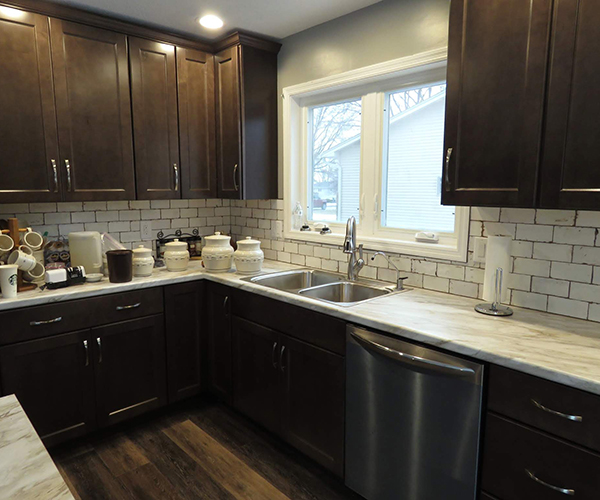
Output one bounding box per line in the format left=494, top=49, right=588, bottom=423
left=284, top=229, right=468, bottom=262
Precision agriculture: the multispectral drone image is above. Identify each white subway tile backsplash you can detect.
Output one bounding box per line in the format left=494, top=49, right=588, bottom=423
left=3, top=199, right=600, bottom=323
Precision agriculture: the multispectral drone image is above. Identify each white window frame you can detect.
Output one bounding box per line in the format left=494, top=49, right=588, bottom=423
left=282, top=48, right=470, bottom=262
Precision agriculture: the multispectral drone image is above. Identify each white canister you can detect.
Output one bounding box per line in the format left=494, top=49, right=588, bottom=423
left=164, top=239, right=190, bottom=272
left=132, top=245, right=155, bottom=277
left=202, top=232, right=233, bottom=273
left=233, top=237, right=264, bottom=274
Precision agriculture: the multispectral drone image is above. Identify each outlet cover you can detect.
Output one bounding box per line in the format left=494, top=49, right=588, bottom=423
left=272, top=220, right=283, bottom=239
left=141, top=221, right=153, bottom=240
left=473, top=237, right=487, bottom=263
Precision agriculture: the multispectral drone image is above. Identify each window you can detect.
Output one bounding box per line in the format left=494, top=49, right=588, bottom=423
left=283, top=49, right=469, bottom=261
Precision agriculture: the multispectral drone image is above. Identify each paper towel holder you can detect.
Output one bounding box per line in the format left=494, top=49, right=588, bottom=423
left=475, top=267, right=513, bottom=317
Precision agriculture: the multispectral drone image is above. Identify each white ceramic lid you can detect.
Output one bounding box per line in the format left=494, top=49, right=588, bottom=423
left=205, top=231, right=230, bottom=241
left=132, top=245, right=152, bottom=255
left=165, top=238, right=187, bottom=249
left=237, top=236, right=260, bottom=246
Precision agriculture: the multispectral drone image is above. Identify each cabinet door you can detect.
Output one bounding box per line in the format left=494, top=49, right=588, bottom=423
left=232, top=317, right=281, bottom=434
left=281, top=336, right=345, bottom=477
left=0, top=9, right=60, bottom=203
left=541, top=0, right=600, bottom=209
left=93, top=315, right=166, bottom=427
left=206, top=283, right=233, bottom=402
left=0, top=330, right=96, bottom=446
left=164, top=282, right=203, bottom=402
left=129, top=37, right=180, bottom=200
left=215, top=46, right=242, bottom=199
left=177, top=47, right=217, bottom=199
left=50, top=18, right=135, bottom=201
left=443, top=0, right=552, bottom=207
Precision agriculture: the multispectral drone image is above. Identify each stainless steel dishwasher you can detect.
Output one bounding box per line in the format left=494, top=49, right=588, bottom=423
left=346, top=325, right=484, bottom=500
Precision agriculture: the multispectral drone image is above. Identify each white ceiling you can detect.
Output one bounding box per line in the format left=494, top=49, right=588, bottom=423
left=47, top=0, right=382, bottom=40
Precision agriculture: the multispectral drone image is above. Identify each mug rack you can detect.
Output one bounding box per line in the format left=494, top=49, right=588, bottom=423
left=1, top=218, right=37, bottom=292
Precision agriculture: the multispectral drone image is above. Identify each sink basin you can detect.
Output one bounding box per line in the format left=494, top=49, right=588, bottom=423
left=298, top=282, right=392, bottom=305
left=245, top=269, right=342, bottom=292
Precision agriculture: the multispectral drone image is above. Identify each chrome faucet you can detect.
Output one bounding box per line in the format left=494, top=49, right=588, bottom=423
left=371, top=251, right=408, bottom=290
left=343, top=216, right=364, bottom=281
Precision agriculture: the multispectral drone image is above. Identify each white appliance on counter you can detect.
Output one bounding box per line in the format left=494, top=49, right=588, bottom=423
left=68, top=231, right=103, bottom=275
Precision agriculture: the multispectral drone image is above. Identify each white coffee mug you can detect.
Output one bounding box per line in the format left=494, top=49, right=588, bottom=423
left=0, top=264, right=18, bottom=298
left=23, top=261, right=45, bottom=282
left=18, top=245, right=33, bottom=255
left=7, top=249, right=37, bottom=272
left=0, top=234, right=14, bottom=256
left=22, top=230, right=43, bottom=251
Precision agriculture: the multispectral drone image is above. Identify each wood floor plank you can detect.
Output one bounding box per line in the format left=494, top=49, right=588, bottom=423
left=94, top=432, right=150, bottom=477
left=56, top=449, right=131, bottom=500
left=127, top=420, right=235, bottom=500
left=164, top=419, right=290, bottom=500
left=119, top=463, right=182, bottom=500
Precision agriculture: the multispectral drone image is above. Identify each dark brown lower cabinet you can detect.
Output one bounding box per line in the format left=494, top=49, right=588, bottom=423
left=281, top=336, right=344, bottom=477
left=164, top=282, right=203, bottom=402
left=0, top=330, right=96, bottom=446
left=232, top=317, right=281, bottom=433
left=93, top=315, right=167, bottom=427
left=231, top=314, right=345, bottom=477
left=480, top=493, right=498, bottom=500
left=206, top=283, right=233, bottom=403
left=482, top=413, right=600, bottom=500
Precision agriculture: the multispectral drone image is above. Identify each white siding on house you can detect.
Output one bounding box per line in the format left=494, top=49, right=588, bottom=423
left=383, top=94, right=455, bottom=232
left=336, top=144, right=361, bottom=222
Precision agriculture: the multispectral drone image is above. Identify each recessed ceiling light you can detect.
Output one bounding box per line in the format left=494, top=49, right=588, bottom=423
left=199, top=15, right=223, bottom=29
left=0, top=6, right=25, bottom=18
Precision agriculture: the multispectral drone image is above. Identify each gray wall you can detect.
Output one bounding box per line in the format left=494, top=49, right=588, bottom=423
left=276, top=0, right=451, bottom=194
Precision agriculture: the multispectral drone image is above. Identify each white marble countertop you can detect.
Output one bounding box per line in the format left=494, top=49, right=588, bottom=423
left=2, top=260, right=600, bottom=395
left=0, top=395, right=73, bottom=499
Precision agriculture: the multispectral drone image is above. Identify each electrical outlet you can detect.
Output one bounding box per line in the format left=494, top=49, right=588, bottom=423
left=473, top=237, right=487, bottom=263
left=272, top=220, right=283, bottom=239
left=141, top=221, right=153, bottom=241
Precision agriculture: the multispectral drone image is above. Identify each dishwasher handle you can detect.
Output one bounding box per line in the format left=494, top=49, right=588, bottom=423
left=350, top=330, right=475, bottom=378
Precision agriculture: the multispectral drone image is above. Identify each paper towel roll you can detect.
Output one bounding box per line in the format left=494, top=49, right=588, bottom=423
left=483, top=236, right=512, bottom=303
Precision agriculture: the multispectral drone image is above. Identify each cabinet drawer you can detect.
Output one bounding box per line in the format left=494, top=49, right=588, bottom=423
left=0, top=287, right=163, bottom=345
left=482, top=413, right=600, bottom=500
left=232, top=288, right=346, bottom=355
left=489, top=365, right=600, bottom=453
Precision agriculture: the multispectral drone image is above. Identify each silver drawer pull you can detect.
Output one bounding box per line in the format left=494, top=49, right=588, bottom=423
left=30, top=316, right=62, bottom=326
left=116, top=302, right=141, bottom=311
left=525, top=469, right=575, bottom=496
left=96, top=337, right=102, bottom=363
left=83, top=340, right=89, bottom=367
left=531, top=399, right=583, bottom=422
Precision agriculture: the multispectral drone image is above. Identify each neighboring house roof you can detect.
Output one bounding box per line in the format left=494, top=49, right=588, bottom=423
left=321, top=91, right=446, bottom=157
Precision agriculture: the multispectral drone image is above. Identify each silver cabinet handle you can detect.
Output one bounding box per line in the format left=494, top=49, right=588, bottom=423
left=65, top=159, right=72, bottom=192
left=531, top=399, right=583, bottom=422
left=444, top=147, right=453, bottom=192
left=96, top=337, right=102, bottom=363
left=272, top=342, right=278, bottom=369
left=116, top=302, right=141, bottom=311
left=279, top=345, right=286, bottom=373
left=51, top=159, right=58, bottom=192
left=525, top=469, right=574, bottom=496
left=30, top=316, right=62, bottom=326
left=233, top=163, right=239, bottom=191
left=173, top=163, right=179, bottom=192
left=223, top=296, right=229, bottom=315
left=83, top=340, right=89, bottom=367
left=350, top=330, right=475, bottom=377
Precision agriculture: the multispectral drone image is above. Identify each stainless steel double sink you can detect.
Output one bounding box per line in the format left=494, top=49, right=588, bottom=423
left=242, top=269, right=405, bottom=306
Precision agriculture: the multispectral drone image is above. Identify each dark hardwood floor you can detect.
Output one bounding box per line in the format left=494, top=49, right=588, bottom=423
left=51, top=397, right=361, bottom=500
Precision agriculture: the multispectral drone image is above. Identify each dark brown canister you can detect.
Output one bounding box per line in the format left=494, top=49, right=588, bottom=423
left=106, top=249, right=133, bottom=283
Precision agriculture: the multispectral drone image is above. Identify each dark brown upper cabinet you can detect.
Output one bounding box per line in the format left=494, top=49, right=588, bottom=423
left=0, top=9, right=61, bottom=203
left=177, top=47, right=217, bottom=199
left=443, top=0, right=553, bottom=208
left=130, top=37, right=180, bottom=200
left=541, top=0, right=600, bottom=209
left=50, top=19, right=135, bottom=201
left=215, top=38, right=280, bottom=199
